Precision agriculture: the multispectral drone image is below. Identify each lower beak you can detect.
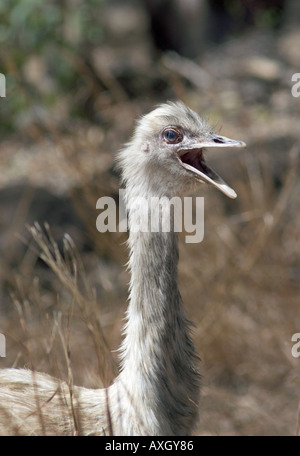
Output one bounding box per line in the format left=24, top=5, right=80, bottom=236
left=178, top=134, right=246, bottom=199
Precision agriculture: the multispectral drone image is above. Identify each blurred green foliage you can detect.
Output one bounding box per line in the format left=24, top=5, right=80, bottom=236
left=0, top=0, right=286, bottom=136
left=0, top=0, right=106, bottom=50
left=0, top=0, right=107, bottom=135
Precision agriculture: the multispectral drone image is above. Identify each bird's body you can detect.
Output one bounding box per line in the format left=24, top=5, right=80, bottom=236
left=0, top=102, right=245, bottom=435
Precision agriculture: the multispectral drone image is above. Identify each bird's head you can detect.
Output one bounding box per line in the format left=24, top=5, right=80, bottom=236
left=119, top=101, right=246, bottom=199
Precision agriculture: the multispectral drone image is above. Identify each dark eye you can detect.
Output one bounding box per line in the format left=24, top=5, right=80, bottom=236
left=163, top=128, right=182, bottom=144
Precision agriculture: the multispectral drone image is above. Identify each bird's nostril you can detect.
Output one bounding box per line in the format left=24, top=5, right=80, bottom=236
left=213, top=137, right=225, bottom=144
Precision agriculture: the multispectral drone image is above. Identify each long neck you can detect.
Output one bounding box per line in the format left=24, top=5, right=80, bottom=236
left=117, top=192, right=200, bottom=436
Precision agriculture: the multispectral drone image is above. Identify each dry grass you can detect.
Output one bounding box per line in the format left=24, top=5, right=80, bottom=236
left=0, top=137, right=299, bottom=435
left=182, top=142, right=300, bottom=436
left=0, top=17, right=300, bottom=435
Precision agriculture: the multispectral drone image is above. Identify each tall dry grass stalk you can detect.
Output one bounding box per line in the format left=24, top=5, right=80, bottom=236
left=29, top=222, right=117, bottom=387
left=0, top=223, right=118, bottom=435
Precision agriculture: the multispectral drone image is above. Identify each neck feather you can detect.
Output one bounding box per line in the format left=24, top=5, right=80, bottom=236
left=116, top=190, right=200, bottom=435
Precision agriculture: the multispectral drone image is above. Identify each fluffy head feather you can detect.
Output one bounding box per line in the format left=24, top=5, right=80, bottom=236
left=118, top=101, right=245, bottom=200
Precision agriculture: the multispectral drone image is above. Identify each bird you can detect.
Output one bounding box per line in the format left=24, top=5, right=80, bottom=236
left=0, top=101, right=245, bottom=436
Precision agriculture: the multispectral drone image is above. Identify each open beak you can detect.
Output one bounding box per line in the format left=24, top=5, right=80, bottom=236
left=177, top=134, right=246, bottom=199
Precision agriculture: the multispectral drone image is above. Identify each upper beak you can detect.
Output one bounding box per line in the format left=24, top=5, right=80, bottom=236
left=197, top=134, right=246, bottom=150
left=178, top=134, right=246, bottom=199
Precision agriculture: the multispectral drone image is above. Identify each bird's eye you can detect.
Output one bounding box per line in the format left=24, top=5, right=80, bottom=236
left=163, top=128, right=182, bottom=144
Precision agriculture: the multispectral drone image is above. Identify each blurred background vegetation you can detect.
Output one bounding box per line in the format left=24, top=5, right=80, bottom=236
left=0, top=0, right=299, bottom=436
left=0, top=0, right=294, bottom=136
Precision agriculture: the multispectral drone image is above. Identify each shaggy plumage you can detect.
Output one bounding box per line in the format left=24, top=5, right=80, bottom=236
left=0, top=101, right=245, bottom=436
